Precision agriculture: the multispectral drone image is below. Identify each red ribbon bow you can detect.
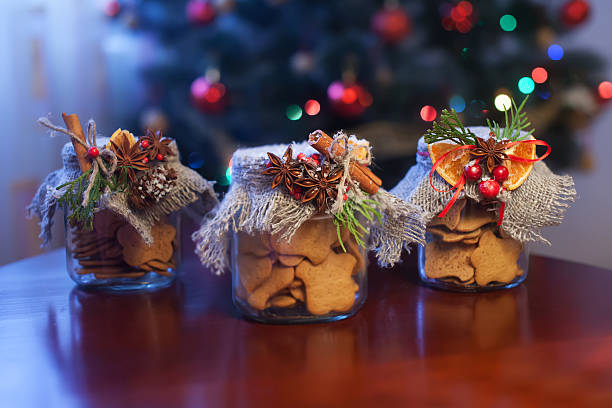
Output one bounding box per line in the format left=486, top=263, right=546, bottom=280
left=428, top=139, right=551, bottom=226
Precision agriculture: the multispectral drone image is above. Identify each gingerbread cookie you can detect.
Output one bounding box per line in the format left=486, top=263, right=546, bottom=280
left=424, top=241, right=475, bottom=282
left=427, top=226, right=482, bottom=243
left=456, top=204, right=497, bottom=232
left=428, top=198, right=466, bottom=230
left=236, top=253, right=273, bottom=292
left=471, top=230, right=523, bottom=286
left=270, top=217, right=337, bottom=264
left=278, top=254, right=304, bottom=267
left=248, top=265, right=295, bottom=310
left=296, top=252, right=358, bottom=315
left=237, top=231, right=272, bottom=257
left=268, top=295, right=297, bottom=308
left=117, top=223, right=175, bottom=267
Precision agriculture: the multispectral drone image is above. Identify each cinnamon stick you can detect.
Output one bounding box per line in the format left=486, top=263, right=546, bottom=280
left=308, top=130, right=382, bottom=194
left=62, top=113, right=91, bottom=173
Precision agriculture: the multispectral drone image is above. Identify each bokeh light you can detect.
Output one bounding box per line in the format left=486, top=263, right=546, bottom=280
left=537, top=90, right=551, bottom=100
left=456, top=1, right=473, bottom=17
left=598, top=81, right=612, bottom=99
left=548, top=44, right=564, bottom=61
left=187, top=152, right=204, bottom=169
left=420, top=105, right=437, bottom=122
left=205, top=83, right=225, bottom=103
left=531, top=67, right=548, bottom=84
left=341, top=88, right=358, bottom=104
left=104, top=0, right=121, bottom=17
left=225, top=167, right=232, bottom=183
left=449, top=95, right=466, bottom=112
left=327, top=81, right=344, bottom=101
left=494, top=94, right=512, bottom=111
left=500, top=14, right=517, bottom=32
left=304, top=99, right=321, bottom=115
left=286, top=104, right=302, bottom=120
left=518, top=77, right=535, bottom=94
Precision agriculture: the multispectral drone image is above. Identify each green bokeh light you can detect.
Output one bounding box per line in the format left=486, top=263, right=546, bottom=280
left=500, top=14, right=517, bottom=32
left=286, top=104, right=303, bottom=120
left=518, top=77, right=535, bottom=94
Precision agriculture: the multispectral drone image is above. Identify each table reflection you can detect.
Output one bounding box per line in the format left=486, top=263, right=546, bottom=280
left=415, top=285, right=530, bottom=356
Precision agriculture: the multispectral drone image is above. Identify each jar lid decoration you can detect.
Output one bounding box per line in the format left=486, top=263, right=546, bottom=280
left=27, top=114, right=217, bottom=246
left=392, top=97, right=576, bottom=245
left=193, top=130, right=425, bottom=275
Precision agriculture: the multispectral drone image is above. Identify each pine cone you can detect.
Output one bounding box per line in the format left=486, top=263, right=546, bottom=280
left=128, top=165, right=178, bottom=210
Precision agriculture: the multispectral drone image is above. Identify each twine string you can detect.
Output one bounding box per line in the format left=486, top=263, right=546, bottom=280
left=38, top=117, right=118, bottom=207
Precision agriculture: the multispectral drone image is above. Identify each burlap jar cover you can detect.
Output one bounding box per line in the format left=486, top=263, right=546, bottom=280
left=193, top=130, right=425, bottom=318
left=28, top=115, right=217, bottom=283
left=392, top=125, right=576, bottom=289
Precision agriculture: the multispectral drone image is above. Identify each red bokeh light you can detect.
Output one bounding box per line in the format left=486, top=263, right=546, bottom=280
left=456, top=19, right=472, bottom=33
left=420, top=105, right=437, bottom=122
left=104, top=0, right=121, bottom=17
left=531, top=67, right=548, bottom=84
left=342, top=88, right=358, bottom=104
left=441, top=16, right=455, bottom=31
left=598, top=81, right=612, bottom=99
left=561, top=0, right=590, bottom=27
left=304, top=99, right=321, bottom=116
left=456, top=1, right=473, bottom=17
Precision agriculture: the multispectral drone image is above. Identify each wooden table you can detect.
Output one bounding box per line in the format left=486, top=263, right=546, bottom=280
left=1, top=245, right=612, bottom=407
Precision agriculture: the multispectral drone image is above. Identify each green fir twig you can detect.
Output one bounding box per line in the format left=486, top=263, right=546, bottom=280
left=487, top=95, right=534, bottom=141
left=57, top=166, right=130, bottom=230
left=424, top=108, right=477, bottom=145
left=333, top=197, right=382, bottom=251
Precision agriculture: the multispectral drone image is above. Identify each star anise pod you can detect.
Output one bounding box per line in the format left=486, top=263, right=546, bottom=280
left=139, top=129, right=174, bottom=160
left=110, top=135, right=149, bottom=183
left=294, top=164, right=343, bottom=212
left=261, top=145, right=302, bottom=193
left=470, top=137, right=508, bottom=173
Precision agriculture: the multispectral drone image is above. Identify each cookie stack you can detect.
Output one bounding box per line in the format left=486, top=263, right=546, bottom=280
left=234, top=217, right=365, bottom=317
left=69, top=210, right=177, bottom=280
left=423, top=199, right=524, bottom=288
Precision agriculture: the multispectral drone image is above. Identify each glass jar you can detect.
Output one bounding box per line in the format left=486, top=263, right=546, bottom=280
left=418, top=199, right=528, bottom=292
left=65, top=209, right=180, bottom=291
left=230, top=216, right=368, bottom=323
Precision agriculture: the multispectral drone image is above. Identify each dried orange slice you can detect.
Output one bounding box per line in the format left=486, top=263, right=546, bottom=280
left=107, top=128, right=136, bottom=149
left=427, top=141, right=471, bottom=187
left=428, top=137, right=536, bottom=190
left=504, top=137, right=536, bottom=190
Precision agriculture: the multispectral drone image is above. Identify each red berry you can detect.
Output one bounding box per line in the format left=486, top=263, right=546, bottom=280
left=156, top=153, right=164, bottom=161
left=311, top=153, right=322, bottom=162
left=87, top=146, right=99, bottom=158
left=265, top=161, right=273, bottom=168
left=297, top=153, right=306, bottom=161
left=464, top=163, right=482, bottom=181
left=343, top=193, right=348, bottom=201
left=293, top=191, right=302, bottom=200
left=141, top=140, right=149, bottom=149
left=142, top=157, right=149, bottom=164
left=346, top=185, right=351, bottom=191
left=478, top=179, right=500, bottom=199
left=489, top=131, right=496, bottom=138
left=492, top=165, right=509, bottom=183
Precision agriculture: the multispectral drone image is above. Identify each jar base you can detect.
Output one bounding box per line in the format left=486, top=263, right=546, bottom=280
left=419, top=276, right=526, bottom=293
left=74, top=272, right=176, bottom=292
left=233, top=294, right=366, bottom=324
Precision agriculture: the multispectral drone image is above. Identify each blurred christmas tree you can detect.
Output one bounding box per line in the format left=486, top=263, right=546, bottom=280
left=105, top=0, right=609, bottom=189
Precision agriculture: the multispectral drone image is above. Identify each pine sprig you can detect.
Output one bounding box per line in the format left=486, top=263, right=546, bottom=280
left=333, top=197, right=382, bottom=251
left=424, top=108, right=477, bottom=145
left=487, top=95, right=534, bottom=141
left=57, top=166, right=130, bottom=229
